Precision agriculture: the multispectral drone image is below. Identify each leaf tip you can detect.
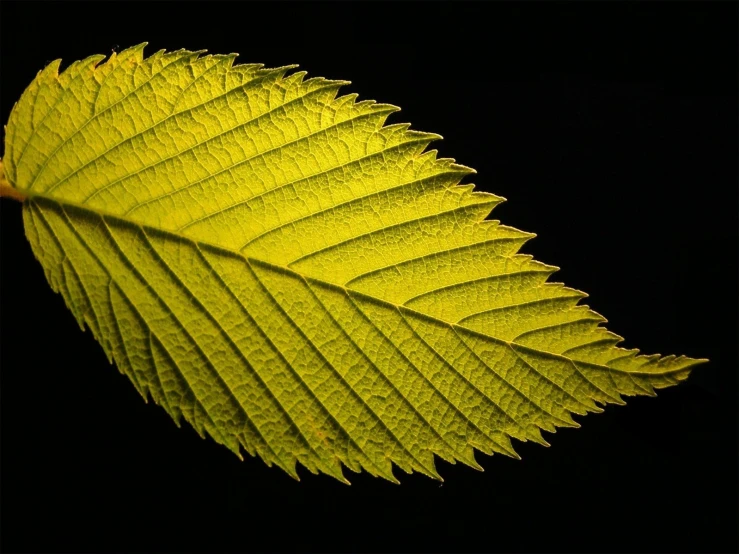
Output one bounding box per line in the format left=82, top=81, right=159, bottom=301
left=338, top=474, right=352, bottom=485
left=276, top=63, right=300, bottom=73
left=45, top=58, right=63, bottom=78
left=129, top=42, right=149, bottom=53
left=386, top=473, right=401, bottom=485
left=426, top=470, right=445, bottom=483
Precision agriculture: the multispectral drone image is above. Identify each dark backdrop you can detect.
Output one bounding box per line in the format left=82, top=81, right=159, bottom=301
left=1, top=2, right=737, bottom=553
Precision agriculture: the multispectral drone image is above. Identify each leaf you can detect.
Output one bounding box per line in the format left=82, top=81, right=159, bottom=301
left=1, top=44, right=706, bottom=483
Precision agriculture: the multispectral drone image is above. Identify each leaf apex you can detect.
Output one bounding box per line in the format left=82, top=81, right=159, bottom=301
left=42, top=58, right=62, bottom=78
left=385, top=473, right=401, bottom=485
left=274, top=63, right=300, bottom=73
left=129, top=42, right=149, bottom=53
left=470, top=459, right=485, bottom=472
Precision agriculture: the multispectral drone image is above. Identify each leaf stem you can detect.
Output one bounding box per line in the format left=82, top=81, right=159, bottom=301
left=0, top=160, right=28, bottom=202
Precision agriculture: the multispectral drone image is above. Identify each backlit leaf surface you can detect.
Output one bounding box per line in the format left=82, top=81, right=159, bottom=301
left=2, top=44, right=705, bottom=482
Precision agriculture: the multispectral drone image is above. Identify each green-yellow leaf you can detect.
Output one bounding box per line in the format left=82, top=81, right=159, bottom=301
left=0, top=44, right=706, bottom=483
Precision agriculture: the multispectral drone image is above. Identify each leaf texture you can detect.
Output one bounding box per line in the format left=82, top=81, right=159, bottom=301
left=2, top=44, right=705, bottom=482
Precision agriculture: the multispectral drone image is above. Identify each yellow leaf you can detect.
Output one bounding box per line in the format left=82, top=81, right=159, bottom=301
left=1, top=44, right=707, bottom=483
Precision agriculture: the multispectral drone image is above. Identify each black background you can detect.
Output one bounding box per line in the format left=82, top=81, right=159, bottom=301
left=1, top=2, right=737, bottom=553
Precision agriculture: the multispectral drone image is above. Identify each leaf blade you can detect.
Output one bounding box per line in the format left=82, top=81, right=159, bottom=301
left=5, top=45, right=707, bottom=482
